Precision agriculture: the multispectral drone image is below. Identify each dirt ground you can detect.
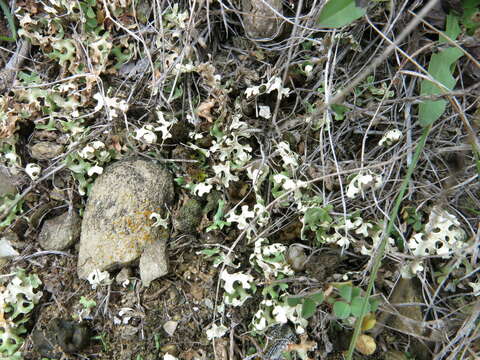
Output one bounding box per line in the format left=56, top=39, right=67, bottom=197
left=0, top=0, right=479, bottom=359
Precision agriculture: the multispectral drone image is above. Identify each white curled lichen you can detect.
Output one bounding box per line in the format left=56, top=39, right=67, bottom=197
left=192, top=182, right=213, bottom=197
left=149, top=213, right=169, bottom=228
left=220, top=269, right=255, bottom=307
left=206, top=323, right=228, bottom=340
left=0, top=269, right=43, bottom=358
left=226, top=205, right=255, bottom=231
left=212, top=162, right=239, bottom=188
left=134, top=125, right=157, bottom=144
left=86, top=269, right=112, bottom=290
left=93, top=92, right=129, bottom=119
left=25, top=163, right=41, bottom=180
left=251, top=299, right=307, bottom=334
left=378, top=129, right=402, bottom=147
left=408, top=206, right=467, bottom=259
left=208, top=113, right=253, bottom=168
left=276, top=141, right=299, bottom=170
left=87, top=164, right=103, bottom=176
left=346, top=172, right=382, bottom=199
left=272, top=173, right=307, bottom=205
left=249, top=238, right=294, bottom=279
left=258, top=105, right=271, bottom=119
left=402, top=207, right=467, bottom=278
left=78, top=141, right=105, bottom=159
left=245, top=76, right=291, bottom=100
left=134, top=112, right=177, bottom=144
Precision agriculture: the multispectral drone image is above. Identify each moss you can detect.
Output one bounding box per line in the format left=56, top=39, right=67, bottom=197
left=174, top=199, right=202, bottom=234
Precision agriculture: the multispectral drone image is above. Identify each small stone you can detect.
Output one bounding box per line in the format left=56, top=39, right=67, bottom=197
left=120, top=325, right=139, bottom=339
left=0, top=234, right=19, bottom=265
left=163, top=320, right=178, bottom=336
left=38, top=210, right=81, bottom=251
left=0, top=168, right=16, bottom=197
left=242, top=0, right=284, bottom=39
left=30, top=141, right=64, bottom=160
left=115, top=267, right=132, bottom=285
left=286, top=244, right=307, bottom=272
left=161, top=344, right=178, bottom=356
left=140, top=238, right=169, bottom=287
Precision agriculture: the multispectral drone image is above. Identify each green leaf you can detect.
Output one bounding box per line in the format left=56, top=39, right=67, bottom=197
left=79, top=296, right=96, bottom=310
left=339, top=285, right=353, bottom=302
left=0, top=0, right=17, bottom=42
left=418, top=47, right=463, bottom=127
left=461, top=1, right=480, bottom=35
left=331, top=104, right=349, bottom=121
left=199, top=248, right=220, bottom=257
left=418, top=13, right=463, bottom=128
left=174, top=177, right=185, bottom=185
left=317, top=0, right=366, bottom=28
left=301, top=298, right=317, bottom=319
left=350, top=296, right=370, bottom=317
left=35, top=117, right=57, bottom=131
left=440, top=13, right=461, bottom=43
left=351, top=287, right=361, bottom=299
left=303, top=207, right=333, bottom=231
left=369, top=298, right=380, bottom=312
left=309, top=291, right=324, bottom=304
left=333, top=301, right=351, bottom=319
left=287, top=296, right=303, bottom=306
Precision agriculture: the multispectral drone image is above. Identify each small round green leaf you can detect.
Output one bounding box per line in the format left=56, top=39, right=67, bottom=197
left=339, top=285, right=353, bottom=302
left=309, top=291, right=324, bottom=304
left=333, top=301, right=351, bottom=319
left=351, top=287, right=361, bottom=298
left=369, top=298, right=380, bottom=312
left=317, top=0, right=366, bottom=28
left=351, top=296, right=370, bottom=317
left=287, top=296, right=303, bottom=306
left=301, top=298, right=318, bottom=319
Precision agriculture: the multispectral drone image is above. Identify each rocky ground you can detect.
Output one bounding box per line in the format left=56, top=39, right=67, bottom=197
left=0, top=0, right=479, bottom=360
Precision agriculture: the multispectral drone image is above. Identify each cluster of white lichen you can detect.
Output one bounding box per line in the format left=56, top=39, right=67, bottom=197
left=403, top=206, right=467, bottom=277
left=0, top=269, right=42, bottom=360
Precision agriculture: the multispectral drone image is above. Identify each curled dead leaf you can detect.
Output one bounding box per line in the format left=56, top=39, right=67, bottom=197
left=286, top=334, right=316, bottom=360
left=361, top=313, right=376, bottom=331
left=355, top=334, right=376, bottom=356
left=197, top=100, right=215, bottom=122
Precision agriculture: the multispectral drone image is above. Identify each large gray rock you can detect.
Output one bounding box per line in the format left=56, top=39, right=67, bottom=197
left=38, top=210, right=81, bottom=250
left=77, top=158, right=174, bottom=280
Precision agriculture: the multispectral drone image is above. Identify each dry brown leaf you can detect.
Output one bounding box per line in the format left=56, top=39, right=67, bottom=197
left=196, top=63, right=219, bottom=88
left=0, top=99, right=19, bottom=139
left=213, top=338, right=228, bottom=360
left=361, top=313, right=377, bottom=331
left=180, top=349, right=206, bottom=360
left=196, top=100, right=215, bottom=122
left=190, top=283, right=204, bottom=301
left=286, top=334, right=316, bottom=360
